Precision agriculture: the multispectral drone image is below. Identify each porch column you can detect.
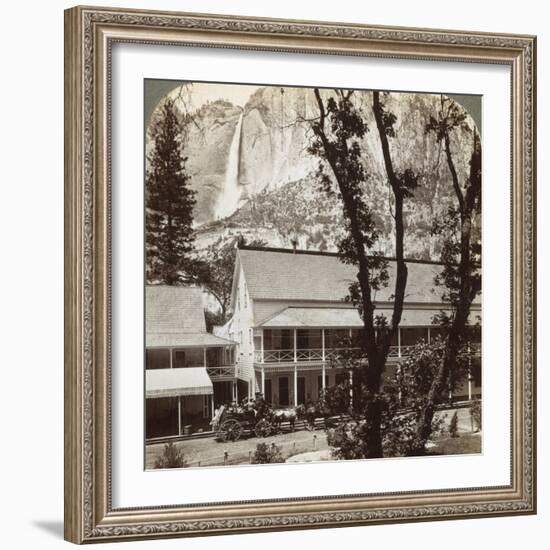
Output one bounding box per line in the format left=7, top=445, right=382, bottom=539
left=177, top=396, right=182, bottom=435
left=321, top=329, right=326, bottom=361
left=210, top=394, right=214, bottom=418
left=169, top=348, right=173, bottom=369
left=203, top=347, right=207, bottom=367
left=322, top=361, right=326, bottom=391
left=427, top=327, right=431, bottom=344
left=234, top=381, right=239, bottom=403
left=261, top=367, right=265, bottom=396
left=397, top=328, right=401, bottom=358
left=260, top=330, right=264, bottom=363
left=294, top=365, right=298, bottom=406
left=293, top=328, right=297, bottom=362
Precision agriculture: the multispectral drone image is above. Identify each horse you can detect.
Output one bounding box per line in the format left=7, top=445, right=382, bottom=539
left=270, top=408, right=298, bottom=432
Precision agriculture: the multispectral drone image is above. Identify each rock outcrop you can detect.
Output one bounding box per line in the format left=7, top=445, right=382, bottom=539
left=154, top=86, right=479, bottom=260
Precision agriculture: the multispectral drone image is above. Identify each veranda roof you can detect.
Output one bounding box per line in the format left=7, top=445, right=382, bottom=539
left=146, top=332, right=236, bottom=349
left=145, top=367, right=213, bottom=399
left=258, top=307, right=472, bottom=328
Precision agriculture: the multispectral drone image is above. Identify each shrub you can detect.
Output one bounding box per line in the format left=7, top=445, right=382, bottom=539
left=449, top=411, right=459, bottom=438
left=470, top=400, right=482, bottom=432
left=154, top=442, right=188, bottom=469
left=252, top=442, right=285, bottom=464
left=326, top=424, right=348, bottom=448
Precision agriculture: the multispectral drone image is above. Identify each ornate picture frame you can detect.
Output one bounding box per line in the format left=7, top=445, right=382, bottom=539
left=64, top=5, right=536, bottom=543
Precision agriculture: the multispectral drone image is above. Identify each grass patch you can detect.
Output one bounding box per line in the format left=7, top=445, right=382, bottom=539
left=429, top=433, right=481, bottom=456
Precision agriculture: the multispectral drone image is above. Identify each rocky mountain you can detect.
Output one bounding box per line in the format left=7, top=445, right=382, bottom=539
left=163, top=86, right=479, bottom=260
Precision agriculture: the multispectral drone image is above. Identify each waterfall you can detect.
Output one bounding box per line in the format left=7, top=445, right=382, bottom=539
left=214, top=113, right=244, bottom=220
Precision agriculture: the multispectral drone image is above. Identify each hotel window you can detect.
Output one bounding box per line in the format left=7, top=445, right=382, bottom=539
left=264, top=329, right=293, bottom=351
left=297, top=329, right=322, bottom=350
left=145, top=349, right=170, bottom=370
left=173, top=350, right=186, bottom=368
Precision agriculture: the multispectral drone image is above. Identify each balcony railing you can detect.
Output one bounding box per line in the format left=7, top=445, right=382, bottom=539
left=261, top=349, right=294, bottom=362
left=254, top=343, right=480, bottom=364
left=206, top=365, right=236, bottom=378
left=296, top=348, right=323, bottom=361
left=255, top=347, right=358, bottom=363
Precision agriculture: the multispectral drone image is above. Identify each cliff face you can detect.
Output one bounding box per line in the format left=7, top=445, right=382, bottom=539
left=184, top=100, right=243, bottom=226
left=170, top=87, right=478, bottom=260
left=238, top=86, right=319, bottom=196
left=184, top=88, right=319, bottom=225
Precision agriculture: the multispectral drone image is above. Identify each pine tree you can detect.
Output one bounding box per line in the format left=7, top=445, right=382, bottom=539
left=146, top=98, right=196, bottom=285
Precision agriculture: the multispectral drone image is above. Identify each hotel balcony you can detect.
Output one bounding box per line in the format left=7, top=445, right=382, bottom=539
left=146, top=345, right=238, bottom=379
left=206, top=364, right=239, bottom=380
left=253, top=328, right=481, bottom=365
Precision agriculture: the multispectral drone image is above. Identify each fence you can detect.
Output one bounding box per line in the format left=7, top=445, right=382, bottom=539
left=180, top=432, right=328, bottom=468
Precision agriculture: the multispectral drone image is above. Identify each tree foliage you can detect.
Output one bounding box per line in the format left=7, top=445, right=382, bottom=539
left=154, top=442, right=188, bottom=469
left=449, top=411, right=459, bottom=438
left=146, top=98, right=196, bottom=285
left=410, top=96, right=482, bottom=453
left=470, top=399, right=482, bottom=432
left=308, top=89, right=418, bottom=458
left=252, top=442, right=285, bottom=464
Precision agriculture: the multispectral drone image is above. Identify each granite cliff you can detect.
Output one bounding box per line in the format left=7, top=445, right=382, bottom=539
left=161, top=86, right=478, bottom=260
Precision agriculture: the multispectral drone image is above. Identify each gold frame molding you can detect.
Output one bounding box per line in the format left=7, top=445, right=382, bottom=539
left=64, top=5, right=537, bottom=544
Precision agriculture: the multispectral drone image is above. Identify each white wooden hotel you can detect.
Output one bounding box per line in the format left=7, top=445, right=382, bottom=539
left=145, top=246, right=481, bottom=439
left=222, top=245, right=481, bottom=408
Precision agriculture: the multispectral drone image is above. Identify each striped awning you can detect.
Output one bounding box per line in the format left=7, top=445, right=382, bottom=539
left=145, top=367, right=213, bottom=399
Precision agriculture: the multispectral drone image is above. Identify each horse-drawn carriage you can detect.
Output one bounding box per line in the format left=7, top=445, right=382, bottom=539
left=211, top=397, right=298, bottom=442
left=211, top=389, right=349, bottom=442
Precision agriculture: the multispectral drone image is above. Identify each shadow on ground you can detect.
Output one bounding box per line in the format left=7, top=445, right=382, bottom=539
left=33, top=520, right=64, bottom=539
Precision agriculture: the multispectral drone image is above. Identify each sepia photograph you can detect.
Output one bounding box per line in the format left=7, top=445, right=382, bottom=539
left=144, top=80, right=482, bottom=470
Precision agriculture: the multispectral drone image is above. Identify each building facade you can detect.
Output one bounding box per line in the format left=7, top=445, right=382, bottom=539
left=221, top=246, right=481, bottom=408
left=145, top=286, right=240, bottom=439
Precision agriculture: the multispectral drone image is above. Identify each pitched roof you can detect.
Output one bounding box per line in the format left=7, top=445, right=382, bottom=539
left=146, top=332, right=236, bottom=348
left=146, top=285, right=206, bottom=334
left=258, top=306, right=467, bottom=328
left=237, top=248, right=455, bottom=304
